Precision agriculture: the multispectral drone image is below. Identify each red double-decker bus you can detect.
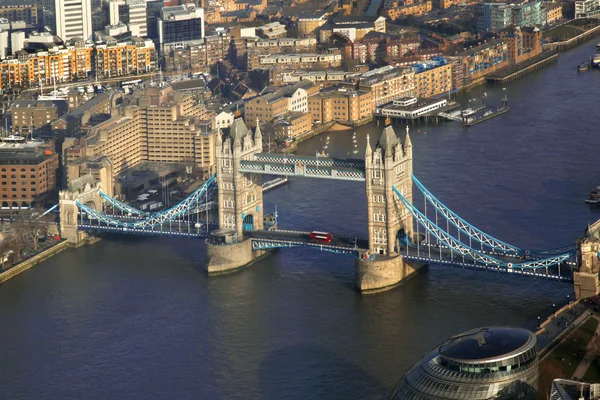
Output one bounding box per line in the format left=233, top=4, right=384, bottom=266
left=309, top=231, right=332, bottom=243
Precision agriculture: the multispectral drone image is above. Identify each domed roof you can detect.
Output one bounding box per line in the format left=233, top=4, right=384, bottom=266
left=439, top=327, right=534, bottom=361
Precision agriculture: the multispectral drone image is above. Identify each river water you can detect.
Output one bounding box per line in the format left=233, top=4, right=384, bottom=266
left=1, top=42, right=599, bottom=400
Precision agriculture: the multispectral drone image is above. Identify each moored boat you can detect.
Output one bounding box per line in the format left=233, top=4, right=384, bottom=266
left=591, top=54, right=600, bottom=69
left=585, top=186, right=600, bottom=204
left=578, top=61, right=590, bottom=71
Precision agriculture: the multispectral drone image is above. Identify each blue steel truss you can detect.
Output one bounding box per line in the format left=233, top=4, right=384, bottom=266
left=412, top=175, right=521, bottom=255
left=76, top=174, right=216, bottom=229
left=393, top=185, right=572, bottom=270
left=99, top=174, right=217, bottom=216
left=251, top=238, right=359, bottom=257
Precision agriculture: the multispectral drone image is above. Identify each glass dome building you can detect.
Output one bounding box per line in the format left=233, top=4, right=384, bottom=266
left=389, top=327, right=538, bottom=400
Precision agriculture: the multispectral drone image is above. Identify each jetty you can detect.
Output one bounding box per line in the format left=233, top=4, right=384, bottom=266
left=463, top=95, right=510, bottom=127
left=485, top=52, right=559, bottom=84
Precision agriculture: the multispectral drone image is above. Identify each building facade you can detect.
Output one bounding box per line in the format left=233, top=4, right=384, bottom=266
left=389, top=327, right=538, bottom=400
left=55, top=0, right=93, bottom=41
left=365, top=123, right=413, bottom=255
left=158, top=4, right=205, bottom=50
left=0, top=139, right=59, bottom=208
left=215, top=117, right=264, bottom=238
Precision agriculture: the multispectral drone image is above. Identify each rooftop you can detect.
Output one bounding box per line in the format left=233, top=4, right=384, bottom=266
left=439, top=327, right=534, bottom=361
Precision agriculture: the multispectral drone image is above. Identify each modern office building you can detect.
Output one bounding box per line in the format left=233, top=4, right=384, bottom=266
left=55, top=0, right=92, bottom=41
left=575, top=0, right=600, bottom=18
left=483, top=0, right=543, bottom=32
left=157, top=4, right=204, bottom=51
left=389, top=327, right=538, bottom=400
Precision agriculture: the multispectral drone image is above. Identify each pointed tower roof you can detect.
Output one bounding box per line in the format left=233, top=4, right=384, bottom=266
left=230, top=117, right=249, bottom=142
left=365, top=133, right=372, bottom=156
left=404, top=125, right=412, bottom=147
left=254, top=117, right=262, bottom=138
left=378, top=124, right=399, bottom=153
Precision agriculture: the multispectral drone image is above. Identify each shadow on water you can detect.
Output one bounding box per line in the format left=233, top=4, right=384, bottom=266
left=258, top=344, right=388, bottom=400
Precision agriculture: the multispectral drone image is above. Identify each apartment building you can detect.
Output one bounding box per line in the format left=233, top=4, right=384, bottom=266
left=319, top=16, right=387, bottom=43
left=297, top=11, right=328, bottom=37
left=308, top=89, right=372, bottom=123
left=0, top=139, right=59, bottom=208
left=94, top=36, right=156, bottom=78
left=542, top=3, right=562, bottom=25
left=574, top=0, right=600, bottom=18
left=456, top=39, right=509, bottom=83
left=358, top=66, right=416, bottom=108
left=274, top=111, right=312, bottom=138
left=499, top=25, right=543, bottom=64
left=244, top=81, right=316, bottom=127
left=0, top=38, right=154, bottom=90
left=413, top=59, right=452, bottom=98
left=248, top=51, right=343, bottom=71
left=483, top=0, right=543, bottom=32
left=163, top=33, right=229, bottom=72
left=382, top=0, right=433, bottom=19
left=0, top=0, right=40, bottom=25
left=55, top=0, right=93, bottom=41
left=9, top=100, right=68, bottom=133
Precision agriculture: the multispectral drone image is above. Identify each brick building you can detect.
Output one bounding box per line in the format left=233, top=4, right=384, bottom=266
left=0, top=138, right=58, bottom=208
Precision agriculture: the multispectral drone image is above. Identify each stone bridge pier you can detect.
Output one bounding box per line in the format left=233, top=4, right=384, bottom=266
left=59, top=174, right=102, bottom=247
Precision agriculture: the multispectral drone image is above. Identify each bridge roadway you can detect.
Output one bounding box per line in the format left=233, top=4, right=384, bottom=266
left=76, top=219, right=575, bottom=281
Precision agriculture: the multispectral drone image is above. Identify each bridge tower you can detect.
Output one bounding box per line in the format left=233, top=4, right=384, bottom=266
left=59, top=174, right=102, bottom=246
left=215, top=117, right=264, bottom=239
left=206, top=117, right=269, bottom=275
left=356, top=122, right=423, bottom=293
left=364, top=122, right=414, bottom=256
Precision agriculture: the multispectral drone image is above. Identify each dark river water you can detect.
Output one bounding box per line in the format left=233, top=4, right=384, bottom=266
left=1, top=42, right=600, bottom=400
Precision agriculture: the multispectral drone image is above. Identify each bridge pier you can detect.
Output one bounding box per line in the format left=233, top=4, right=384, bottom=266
left=355, top=255, right=426, bottom=294
left=205, top=238, right=268, bottom=275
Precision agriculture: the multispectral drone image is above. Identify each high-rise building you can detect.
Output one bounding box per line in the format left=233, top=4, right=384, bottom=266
left=55, top=0, right=92, bottom=41
left=157, top=4, right=204, bottom=51
left=0, top=30, right=8, bottom=59
left=108, top=0, right=148, bottom=37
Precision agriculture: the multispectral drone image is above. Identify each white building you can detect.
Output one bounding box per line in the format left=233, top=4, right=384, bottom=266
left=0, top=30, right=8, bottom=59
left=108, top=0, right=148, bottom=37
left=213, top=111, right=235, bottom=130
left=575, top=0, right=600, bottom=18
left=10, top=31, right=25, bottom=54
left=55, top=0, right=92, bottom=41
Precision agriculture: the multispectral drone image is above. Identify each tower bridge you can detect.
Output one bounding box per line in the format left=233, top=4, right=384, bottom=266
left=59, top=117, right=591, bottom=295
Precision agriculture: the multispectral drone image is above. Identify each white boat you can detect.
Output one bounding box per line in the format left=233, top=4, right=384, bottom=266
left=592, top=54, right=600, bottom=69
left=461, top=108, right=476, bottom=117
left=483, top=110, right=493, bottom=117
left=323, top=145, right=328, bottom=149
left=586, top=186, right=600, bottom=204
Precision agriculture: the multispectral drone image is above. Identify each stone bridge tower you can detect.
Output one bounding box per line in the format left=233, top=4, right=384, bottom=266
left=215, top=117, right=264, bottom=239
left=59, top=174, right=102, bottom=245
left=364, top=122, right=414, bottom=256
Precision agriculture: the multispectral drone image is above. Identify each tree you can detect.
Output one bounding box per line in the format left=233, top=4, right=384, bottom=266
left=20, top=208, right=54, bottom=252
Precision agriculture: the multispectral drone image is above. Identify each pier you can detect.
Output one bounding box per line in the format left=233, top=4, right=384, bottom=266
left=463, top=95, right=510, bottom=127
left=486, top=52, right=559, bottom=84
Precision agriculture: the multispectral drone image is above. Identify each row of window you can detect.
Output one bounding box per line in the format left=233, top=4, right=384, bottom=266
left=1, top=184, right=39, bottom=189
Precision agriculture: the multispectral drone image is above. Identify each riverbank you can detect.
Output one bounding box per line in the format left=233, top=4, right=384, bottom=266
left=543, top=20, right=600, bottom=52
left=0, top=240, right=69, bottom=284
left=281, top=116, right=373, bottom=154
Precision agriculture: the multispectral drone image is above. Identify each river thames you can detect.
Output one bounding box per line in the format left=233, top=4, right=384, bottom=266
left=1, top=42, right=600, bottom=399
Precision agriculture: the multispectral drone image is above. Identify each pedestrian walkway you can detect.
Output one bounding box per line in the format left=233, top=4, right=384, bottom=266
left=537, top=302, right=587, bottom=351
left=571, top=316, right=600, bottom=380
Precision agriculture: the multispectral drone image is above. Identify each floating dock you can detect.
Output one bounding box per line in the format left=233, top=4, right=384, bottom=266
left=463, top=107, right=510, bottom=127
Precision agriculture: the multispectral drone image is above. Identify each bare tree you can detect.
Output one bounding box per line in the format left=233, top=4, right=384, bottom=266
left=20, top=209, right=53, bottom=252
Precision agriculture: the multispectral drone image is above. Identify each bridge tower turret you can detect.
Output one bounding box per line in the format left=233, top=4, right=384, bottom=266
left=215, top=117, right=264, bottom=240
left=364, top=122, right=414, bottom=256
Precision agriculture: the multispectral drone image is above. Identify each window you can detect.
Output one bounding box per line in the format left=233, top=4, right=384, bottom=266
left=374, top=213, right=386, bottom=223
left=223, top=199, right=234, bottom=209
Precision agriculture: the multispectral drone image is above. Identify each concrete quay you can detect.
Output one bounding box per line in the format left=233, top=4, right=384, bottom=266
left=0, top=240, right=69, bottom=284
left=205, top=239, right=269, bottom=275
